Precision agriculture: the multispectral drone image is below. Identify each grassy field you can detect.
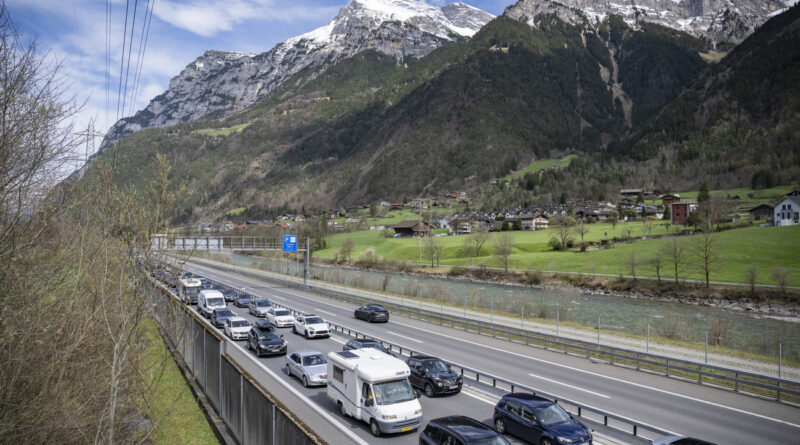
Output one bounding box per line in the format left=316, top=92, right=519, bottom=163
left=316, top=223, right=800, bottom=286
left=140, top=319, right=217, bottom=445
left=193, top=122, right=252, bottom=137
left=500, top=154, right=577, bottom=182
left=644, top=184, right=795, bottom=209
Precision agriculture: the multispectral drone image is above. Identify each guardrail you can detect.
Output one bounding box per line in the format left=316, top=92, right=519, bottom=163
left=200, top=274, right=674, bottom=443
left=196, top=259, right=800, bottom=403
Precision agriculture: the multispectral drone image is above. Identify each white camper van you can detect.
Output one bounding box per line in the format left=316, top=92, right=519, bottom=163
left=197, top=289, right=226, bottom=318
left=327, top=349, right=422, bottom=437
left=178, top=277, right=202, bottom=304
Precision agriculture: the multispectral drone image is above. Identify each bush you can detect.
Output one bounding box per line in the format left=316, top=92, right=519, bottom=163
left=548, top=237, right=562, bottom=251
left=523, top=270, right=543, bottom=286
left=579, top=242, right=588, bottom=252
left=566, top=238, right=575, bottom=248
left=448, top=266, right=468, bottom=277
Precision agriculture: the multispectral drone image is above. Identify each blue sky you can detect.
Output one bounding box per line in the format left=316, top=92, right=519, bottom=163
left=5, top=0, right=513, bottom=161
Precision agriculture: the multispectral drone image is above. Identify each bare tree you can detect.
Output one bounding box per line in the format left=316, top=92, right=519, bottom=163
left=745, top=264, right=758, bottom=296
left=693, top=224, right=720, bottom=289
left=340, top=237, right=355, bottom=262
left=467, top=226, right=490, bottom=258
left=425, top=234, right=443, bottom=267
left=660, top=236, right=687, bottom=284
left=627, top=250, right=638, bottom=280
left=771, top=267, right=790, bottom=295
left=649, top=252, right=664, bottom=283
left=493, top=232, right=514, bottom=273
left=608, top=211, right=619, bottom=235
left=621, top=227, right=632, bottom=243
left=574, top=219, right=590, bottom=247
left=641, top=218, right=654, bottom=238
left=553, top=215, right=576, bottom=250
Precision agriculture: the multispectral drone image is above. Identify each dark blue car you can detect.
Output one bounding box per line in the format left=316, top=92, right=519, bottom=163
left=420, top=416, right=510, bottom=445
left=493, top=393, right=592, bottom=445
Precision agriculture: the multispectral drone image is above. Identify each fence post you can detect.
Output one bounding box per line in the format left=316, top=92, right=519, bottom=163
left=521, top=303, right=524, bottom=329
left=556, top=309, right=559, bottom=336
left=304, top=237, right=309, bottom=288
left=778, top=343, right=782, bottom=401
left=705, top=333, right=708, bottom=364
left=597, top=315, right=600, bottom=345
left=646, top=324, right=650, bottom=353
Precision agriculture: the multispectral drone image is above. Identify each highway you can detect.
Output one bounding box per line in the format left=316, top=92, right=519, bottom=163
left=185, top=260, right=800, bottom=445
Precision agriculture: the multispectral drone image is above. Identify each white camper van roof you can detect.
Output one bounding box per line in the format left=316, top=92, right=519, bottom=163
left=330, top=349, right=410, bottom=382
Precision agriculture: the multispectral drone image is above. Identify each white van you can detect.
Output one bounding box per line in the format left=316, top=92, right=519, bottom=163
left=327, top=349, right=422, bottom=437
left=197, top=289, right=226, bottom=318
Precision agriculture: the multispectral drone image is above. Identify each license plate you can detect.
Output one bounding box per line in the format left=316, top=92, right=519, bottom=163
left=449, top=385, right=458, bottom=389
left=401, top=426, right=413, bottom=432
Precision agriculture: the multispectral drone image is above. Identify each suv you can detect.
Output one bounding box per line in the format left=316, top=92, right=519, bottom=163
left=247, top=322, right=287, bottom=357
left=343, top=338, right=390, bottom=355
left=407, top=355, right=462, bottom=397
left=354, top=304, right=389, bottom=323
left=493, top=393, right=592, bottom=445
left=293, top=314, right=330, bottom=338
left=233, top=293, right=252, bottom=308
left=420, top=416, right=510, bottom=445
left=248, top=298, right=272, bottom=317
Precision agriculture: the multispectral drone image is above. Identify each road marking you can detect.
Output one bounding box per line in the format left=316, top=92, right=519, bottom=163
left=528, top=373, right=610, bottom=399
left=386, top=330, right=423, bottom=343
left=390, top=321, right=800, bottom=430
left=329, top=335, right=347, bottom=345
left=461, top=389, right=496, bottom=405
left=314, top=308, right=337, bottom=316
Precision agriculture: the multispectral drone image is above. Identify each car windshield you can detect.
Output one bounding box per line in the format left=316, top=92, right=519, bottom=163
left=302, top=355, right=326, bottom=366
left=533, top=404, right=571, bottom=426
left=423, top=360, right=449, bottom=373
left=231, top=320, right=250, bottom=328
left=207, top=297, right=224, bottom=306
left=256, top=300, right=271, bottom=307
left=368, top=306, right=385, bottom=311
left=237, top=294, right=250, bottom=300
left=186, top=288, right=198, bottom=296
left=275, top=310, right=290, bottom=316
left=372, top=379, right=415, bottom=405
left=306, top=317, right=324, bottom=324
left=257, top=330, right=278, bottom=340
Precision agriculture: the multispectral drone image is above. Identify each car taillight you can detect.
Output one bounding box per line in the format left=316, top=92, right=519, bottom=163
left=494, top=406, right=497, bottom=413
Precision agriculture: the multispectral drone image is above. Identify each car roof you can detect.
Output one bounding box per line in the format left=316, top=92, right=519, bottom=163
left=254, top=319, right=272, bottom=328
left=213, top=307, right=233, bottom=313
left=430, top=416, right=496, bottom=438
left=501, top=393, right=554, bottom=408
left=294, top=349, right=324, bottom=357
left=228, top=316, right=248, bottom=322
left=364, top=304, right=385, bottom=309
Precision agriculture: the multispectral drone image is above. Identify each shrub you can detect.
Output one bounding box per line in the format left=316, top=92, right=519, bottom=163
left=448, top=266, right=468, bottom=277
left=579, top=242, right=588, bottom=252
left=548, top=237, right=562, bottom=251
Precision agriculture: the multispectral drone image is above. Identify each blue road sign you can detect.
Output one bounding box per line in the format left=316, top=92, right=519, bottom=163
left=283, top=235, right=297, bottom=252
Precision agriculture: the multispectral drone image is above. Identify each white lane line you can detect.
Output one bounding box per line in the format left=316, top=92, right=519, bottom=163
left=461, top=389, right=496, bottom=406
left=271, top=294, right=286, bottom=300
left=528, top=373, right=610, bottom=399
left=329, top=335, right=347, bottom=345
left=314, top=308, right=337, bottom=316
left=386, top=330, right=423, bottom=343
left=390, top=321, right=800, bottom=430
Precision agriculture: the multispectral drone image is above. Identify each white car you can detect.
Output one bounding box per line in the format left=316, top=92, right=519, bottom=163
left=267, top=307, right=294, bottom=328
left=224, top=316, right=251, bottom=340
left=293, top=314, right=330, bottom=338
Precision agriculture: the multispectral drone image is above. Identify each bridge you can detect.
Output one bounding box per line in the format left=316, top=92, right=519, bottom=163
left=151, top=234, right=308, bottom=252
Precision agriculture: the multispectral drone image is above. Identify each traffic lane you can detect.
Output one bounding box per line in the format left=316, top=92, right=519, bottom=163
left=188, top=263, right=800, bottom=444
left=196, top=295, right=511, bottom=445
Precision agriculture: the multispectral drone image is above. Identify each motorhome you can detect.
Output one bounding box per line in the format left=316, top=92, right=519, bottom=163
left=197, top=289, right=226, bottom=318
left=178, top=277, right=202, bottom=304
left=327, top=349, right=422, bottom=437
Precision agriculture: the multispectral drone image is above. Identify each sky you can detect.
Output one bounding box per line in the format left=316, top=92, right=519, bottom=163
left=5, top=0, right=513, bottom=165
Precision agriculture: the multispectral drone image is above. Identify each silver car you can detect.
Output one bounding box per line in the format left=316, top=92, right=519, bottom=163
left=285, top=349, right=328, bottom=387
left=247, top=298, right=272, bottom=317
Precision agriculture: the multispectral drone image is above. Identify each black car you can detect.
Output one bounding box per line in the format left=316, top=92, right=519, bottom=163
left=219, top=288, right=237, bottom=302
left=247, top=323, right=288, bottom=357
left=354, top=304, right=389, bottom=323
left=420, top=416, right=510, bottom=445
left=493, top=393, right=592, bottom=445
left=210, top=308, right=235, bottom=328
left=233, top=293, right=252, bottom=308
left=343, top=338, right=390, bottom=355
left=407, top=355, right=462, bottom=397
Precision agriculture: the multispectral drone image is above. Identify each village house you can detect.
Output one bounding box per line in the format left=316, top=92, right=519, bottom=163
left=660, top=194, right=681, bottom=208
left=774, top=193, right=800, bottom=226
left=390, top=203, right=404, bottom=211
left=670, top=202, right=698, bottom=226
left=748, top=204, right=774, bottom=223
left=391, top=220, right=431, bottom=237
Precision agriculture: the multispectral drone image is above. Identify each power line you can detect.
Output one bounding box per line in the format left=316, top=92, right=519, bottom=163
left=120, top=0, right=140, bottom=118
left=129, top=0, right=156, bottom=116
left=115, top=0, right=131, bottom=123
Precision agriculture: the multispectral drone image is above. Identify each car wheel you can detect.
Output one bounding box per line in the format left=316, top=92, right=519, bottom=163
left=338, top=401, right=346, bottom=417
left=370, top=419, right=381, bottom=437
left=495, top=418, right=505, bottom=433
left=303, top=375, right=309, bottom=388
left=425, top=383, right=435, bottom=398
left=292, top=325, right=297, bottom=334
left=285, top=364, right=291, bottom=377
left=254, top=346, right=260, bottom=358
left=305, top=330, right=310, bottom=339
left=541, top=439, right=553, bottom=445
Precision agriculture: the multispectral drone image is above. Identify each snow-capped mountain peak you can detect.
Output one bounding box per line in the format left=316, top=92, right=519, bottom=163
left=99, top=0, right=493, bottom=152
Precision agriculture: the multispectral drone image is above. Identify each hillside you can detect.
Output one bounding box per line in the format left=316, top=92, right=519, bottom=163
left=93, top=11, right=711, bottom=220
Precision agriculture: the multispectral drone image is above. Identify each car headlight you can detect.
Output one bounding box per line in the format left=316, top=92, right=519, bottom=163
left=414, top=409, right=421, bottom=415
left=557, top=437, right=576, bottom=444
left=382, top=414, right=397, bottom=420
left=437, top=382, right=443, bottom=387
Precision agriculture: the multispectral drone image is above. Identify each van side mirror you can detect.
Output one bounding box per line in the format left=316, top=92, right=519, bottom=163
left=364, top=399, right=374, bottom=407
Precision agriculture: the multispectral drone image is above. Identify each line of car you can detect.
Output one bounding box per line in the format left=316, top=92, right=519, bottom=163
left=152, top=263, right=714, bottom=445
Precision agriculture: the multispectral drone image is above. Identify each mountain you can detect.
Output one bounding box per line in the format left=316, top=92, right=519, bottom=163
left=98, top=0, right=493, bottom=152
left=505, top=0, right=792, bottom=48
left=91, top=2, right=717, bottom=220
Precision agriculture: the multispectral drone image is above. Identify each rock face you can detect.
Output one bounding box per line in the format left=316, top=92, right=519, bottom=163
left=504, top=0, right=791, bottom=45
left=99, top=0, right=493, bottom=152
